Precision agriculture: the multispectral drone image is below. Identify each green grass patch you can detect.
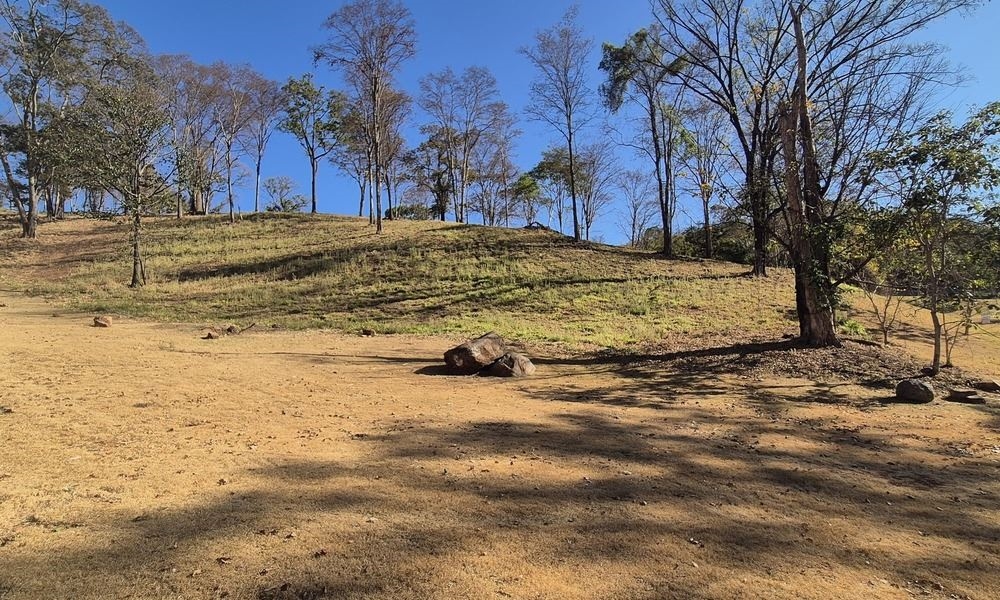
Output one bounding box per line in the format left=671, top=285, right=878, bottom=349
left=1, top=214, right=799, bottom=349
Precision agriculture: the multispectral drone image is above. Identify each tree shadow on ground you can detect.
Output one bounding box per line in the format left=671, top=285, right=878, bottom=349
left=4, top=397, right=998, bottom=599
left=4, top=336, right=998, bottom=599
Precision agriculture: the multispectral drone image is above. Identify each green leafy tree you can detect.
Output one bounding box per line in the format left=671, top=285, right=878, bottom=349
left=278, top=74, right=345, bottom=214
left=868, top=102, right=1000, bottom=373
left=67, top=58, right=173, bottom=287
left=0, top=0, right=135, bottom=237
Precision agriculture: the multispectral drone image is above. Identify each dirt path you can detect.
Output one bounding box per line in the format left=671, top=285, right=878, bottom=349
left=1, top=292, right=999, bottom=600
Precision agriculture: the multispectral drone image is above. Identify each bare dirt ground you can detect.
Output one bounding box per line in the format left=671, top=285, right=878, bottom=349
left=1, top=291, right=999, bottom=600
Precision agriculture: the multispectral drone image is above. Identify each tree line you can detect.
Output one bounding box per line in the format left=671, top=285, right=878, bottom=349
left=1, top=0, right=998, bottom=367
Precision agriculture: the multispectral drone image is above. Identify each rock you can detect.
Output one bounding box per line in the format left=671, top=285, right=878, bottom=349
left=484, top=352, right=537, bottom=378
left=971, top=380, right=1000, bottom=393
left=895, top=379, right=935, bottom=403
left=946, top=389, right=987, bottom=405
left=93, top=315, right=113, bottom=328
left=444, top=333, right=507, bottom=375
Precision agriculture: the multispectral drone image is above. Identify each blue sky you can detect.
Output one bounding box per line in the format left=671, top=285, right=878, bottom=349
left=93, top=0, right=1000, bottom=243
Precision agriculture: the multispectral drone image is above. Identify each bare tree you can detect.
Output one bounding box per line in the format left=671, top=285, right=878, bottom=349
left=617, top=169, right=656, bottom=247
left=651, top=0, right=791, bottom=273
left=520, top=7, right=593, bottom=242
left=654, top=0, right=977, bottom=346
left=419, top=66, right=503, bottom=223
left=240, top=74, right=284, bottom=213
left=680, top=100, right=727, bottom=258
left=155, top=56, right=225, bottom=216
left=262, top=175, right=307, bottom=213
left=380, top=87, right=410, bottom=220
left=577, top=140, right=618, bottom=241
left=316, top=0, right=416, bottom=234
left=213, top=63, right=256, bottom=223
left=330, top=104, right=369, bottom=218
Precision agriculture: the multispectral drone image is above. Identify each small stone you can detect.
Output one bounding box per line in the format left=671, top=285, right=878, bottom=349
left=946, top=389, right=987, bottom=405
left=895, top=379, right=934, bottom=403
left=93, top=316, right=113, bottom=328
left=971, top=380, right=1000, bottom=393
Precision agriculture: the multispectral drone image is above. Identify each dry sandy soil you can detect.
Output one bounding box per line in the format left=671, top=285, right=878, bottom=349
left=1, top=291, right=999, bottom=600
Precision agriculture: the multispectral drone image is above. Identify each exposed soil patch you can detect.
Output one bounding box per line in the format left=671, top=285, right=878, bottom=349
left=0, top=291, right=999, bottom=599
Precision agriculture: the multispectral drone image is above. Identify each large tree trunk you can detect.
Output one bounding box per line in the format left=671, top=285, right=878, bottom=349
left=646, top=91, right=668, bottom=255
left=254, top=158, right=262, bottom=213
left=929, top=307, right=942, bottom=375
left=567, top=129, right=581, bottom=243
left=25, top=173, right=38, bottom=239
left=227, top=145, right=236, bottom=224
left=1, top=149, right=29, bottom=235
left=745, top=167, right=770, bottom=276
left=702, top=186, right=713, bottom=259
left=384, top=172, right=393, bottom=220
left=130, top=208, right=146, bottom=288
left=55, top=187, right=65, bottom=219
left=310, top=157, right=318, bottom=214
left=779, top=5, right=839, bottom=348
left=357, top=180, right=366, bottom=217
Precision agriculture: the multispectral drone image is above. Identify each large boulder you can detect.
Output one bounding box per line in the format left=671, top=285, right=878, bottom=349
left=444, top=333, right=507, bottom=375
left=895, top=379, right=935, bottom=404
left=484, top=352, right=536, bottom=378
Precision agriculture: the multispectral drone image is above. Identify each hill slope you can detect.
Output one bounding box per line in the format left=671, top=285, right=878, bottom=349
left=0, top=214, right=797, bottom=349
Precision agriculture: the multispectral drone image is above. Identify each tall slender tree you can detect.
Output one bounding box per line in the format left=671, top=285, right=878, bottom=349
left=240, top=73, right=284, bottom=214
left=600, top=26, right=683, bottom=254
left=278, top=74, right=344, bottom=214
left=67, top=56, right=172, bottom=287
left=520, top=7, right=593, bottom=242
left=316, top=0, right=416, bottom=234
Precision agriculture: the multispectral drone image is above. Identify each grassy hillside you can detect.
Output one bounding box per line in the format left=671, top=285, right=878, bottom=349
left=0, top=214, right=798, bottom=349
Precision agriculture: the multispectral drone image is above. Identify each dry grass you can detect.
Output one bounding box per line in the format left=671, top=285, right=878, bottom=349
left=0, top=214, right=796, bottom=350
left=0, top=292, right=998, bottom=599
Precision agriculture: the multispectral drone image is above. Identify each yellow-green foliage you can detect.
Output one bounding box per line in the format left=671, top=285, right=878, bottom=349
left=5, top=214, right=797, bottom=349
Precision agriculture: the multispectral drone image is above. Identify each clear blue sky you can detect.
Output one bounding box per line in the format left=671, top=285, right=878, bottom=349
left=92, top=0, right=1000, bottom=243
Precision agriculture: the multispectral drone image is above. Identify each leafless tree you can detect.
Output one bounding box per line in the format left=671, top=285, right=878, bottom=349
left=680, top=100, right=727, bottom=258
left=651, top=0, right=791, bottom=274
left=419, top=66, right=503, bottom=223
left=213, top=63, right=256, bottom=223
left=156, top=56, right=225, bottom=216
left=316, top=0, right=416, bottom=234
left=520, top=7, right=594, bottom=242
left=577, top=140, right=618, bottom=241
left=240, top=74, right=284, bottom=213
left=617, top=169, right=656, bottom=247
left=654, top=0, right=976, bottom=346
